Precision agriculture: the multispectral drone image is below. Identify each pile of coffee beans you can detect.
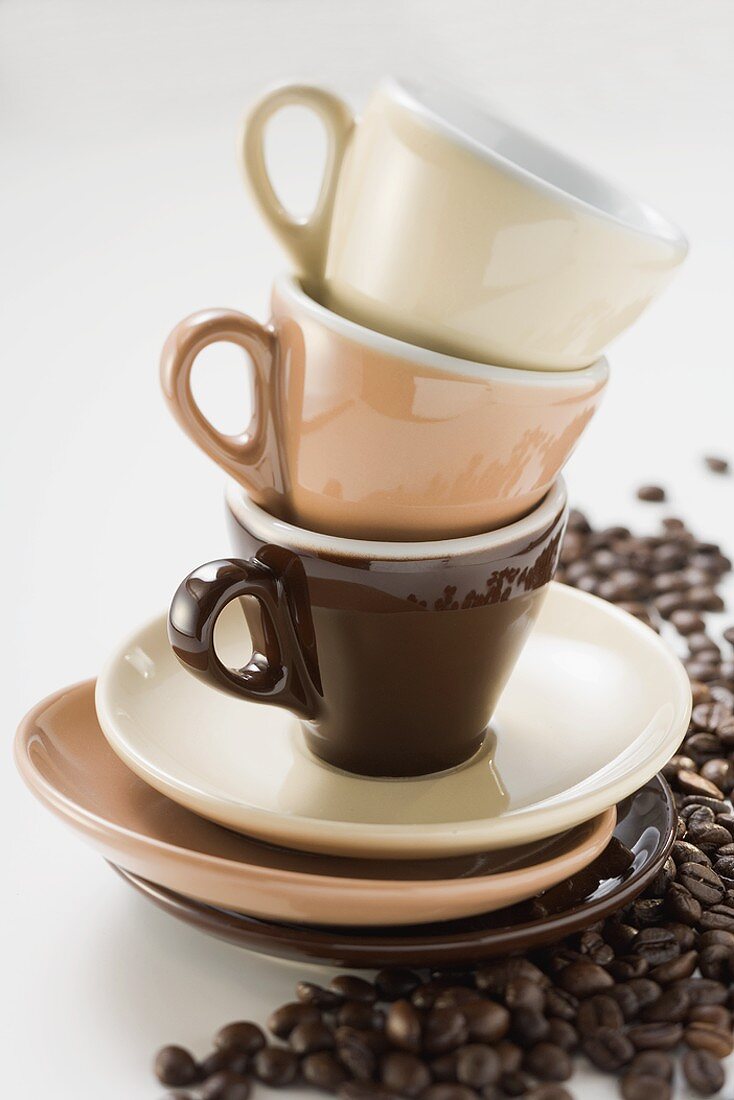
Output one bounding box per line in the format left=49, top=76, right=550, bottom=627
left=154, top=481, right=734, bottom=1099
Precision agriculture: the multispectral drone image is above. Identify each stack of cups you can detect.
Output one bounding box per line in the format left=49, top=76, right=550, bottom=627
left=162, top=77, right=686, bottom=781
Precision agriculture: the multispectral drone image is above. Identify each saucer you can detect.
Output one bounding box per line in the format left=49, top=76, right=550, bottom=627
left=94, top=583, right=690, bottom=858
left=114, top=775, right=675, bottom=967
left=15, top=682, right=615, bottom=926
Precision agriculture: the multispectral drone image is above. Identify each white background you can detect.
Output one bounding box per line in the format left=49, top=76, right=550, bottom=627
left=2, top=1, right=734, bottom=1095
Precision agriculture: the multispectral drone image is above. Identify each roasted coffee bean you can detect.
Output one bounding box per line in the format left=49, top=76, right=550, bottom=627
left=253, top=1046, right=299, bottom=1087
left=412, top=982, right=453, bottom=1010
left=385, top=1000, right=422, bottom=1053
left=627, top=1022, right=684, bottom=1050
left=609, top=956, right=648, bottom=981
left=620, top=1075, right=671, bottom=1100
left=637, top=485, right=666, bottom=502
left=380, top=1052, right=431, bottom=1097
left=677, top=862, right=726, bottom=905
left=154, top=1045, right=199, bottom=1087
left=510, top=1007, right=550, bottom=1047
left=684, top=1022, right=734, bottom=1058
left=699, top=905, right=734, bottom=931
left=335, top=1026, right=387, bottom=1057
left=331, top=976, right=377, bottom=1004
left=649, top=949, right=698, bottom=984
left=576, top=994, right=624, bottom=1035
left=454, top=1045, right=500, bottom=1088
left=337, top=1035, right=376, bottom=1081
left=433, top=988, right=481, bottom=1009
left=690, top=1003, right=731, bottom=1028
left=267, top=1002, right=320, bottom=1039
left=338, top=1084, right=400, bottom=1100
left=626, top=978, right=662, bottom=1012
left=677, top=771, right=726, bottom=799
left=672, top=977, right=728, bottom=1005
left=631, top=898, right=666, bottom=926
left=421, top=1086, right=478, bottom=1100
left=429, top=1052, right=458, bottom=1082
left=705, top=455, right=730, bottom=473
left=545, top=1019, right=578, bottom=1053
left=199, top=1049, right=236, bottom=1079
left=665, top=883, right=703, bottom=924
left=687, top=586, right=725, bottom=613
left=523, top=1043, right=571, bottom=1082
left=214, top=1022, right=265, bottom=1055
left=289, top=1020, right=335, bottom=1054
left=505, top=977, right=545, bottom=1011
left=627, top=1050, right=674, bottom=1081
left=475, top=959, right=546, bottom=996
left=462, top=1000, right=510, bottom=1042
left=583, top=1026, right=635, bottom=1070
left=302, top=1052, right=348, bottom=1091
left=671, top=609, right=705, bottom=635
left=338, top=1002, right=384, bottom=1031
left=500, top=1069, right=538, bottom=1096
left=297, top=981, right=344, bottom=1009
left=698, top=943, right=734, bottom=981
left=640, top=985, right=690, bottom=1022
left=544, top=988, right=578, bottom=1021
left=632, top=927, right=680, bottom=966
left=661, top=921, right=697, bottom=950
left=682, top=1048, right=725, bottom=1096
left=557, top=961, right=613, bottom=998
left=199, top=1071, right=251, bottom=1100
left=374, top=969, right=421, bottom=1002
left=423, top=1007, right=468, bottom=1055
left=607, top=984, right=643, bottom=1021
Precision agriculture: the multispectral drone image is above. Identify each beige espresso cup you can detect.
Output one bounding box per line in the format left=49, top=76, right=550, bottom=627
left=161, top=276, right=607, bottom=540
left=241, top=78, right=687, bottom=371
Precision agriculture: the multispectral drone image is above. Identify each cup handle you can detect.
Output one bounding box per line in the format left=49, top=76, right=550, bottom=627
left=239, top=84, right=355, bottom=279
left=160, top=309, right=275, bottom=486
left=168, top=558, right=318, bottom=720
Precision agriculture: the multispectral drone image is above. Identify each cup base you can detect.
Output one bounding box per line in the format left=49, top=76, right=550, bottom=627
left=300, top=722, right=489, bottom=780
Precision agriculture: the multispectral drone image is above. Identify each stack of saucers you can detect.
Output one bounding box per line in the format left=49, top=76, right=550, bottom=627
left=16, top=78, right=693, bottom=967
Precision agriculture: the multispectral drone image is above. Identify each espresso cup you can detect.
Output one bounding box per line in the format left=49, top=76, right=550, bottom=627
left=161, top=276, right=604, bottom=539
left=168, top=479, right=567, bottom=778
left=241, top=78, right=687, bottom=370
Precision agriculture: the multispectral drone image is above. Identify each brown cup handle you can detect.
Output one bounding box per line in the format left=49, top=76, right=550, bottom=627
left=160, top=309, right=275, bottom=485
left=168, top=558, right=318, bottom=719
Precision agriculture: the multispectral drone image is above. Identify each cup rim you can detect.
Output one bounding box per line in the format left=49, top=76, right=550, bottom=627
left=226, top=477, right=567, bottom=560
left=276, top=276, right=610, bottom=387
left=379, top=76, right=687, bottom=256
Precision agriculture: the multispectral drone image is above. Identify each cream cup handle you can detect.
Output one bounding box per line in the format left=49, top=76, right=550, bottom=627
left=239, top=84, right=354, bottom=280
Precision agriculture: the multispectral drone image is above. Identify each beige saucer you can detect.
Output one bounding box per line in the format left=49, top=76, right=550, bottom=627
left=94, top=583, right=690, bottom=858
left=15, top=682, right=615, bottom=926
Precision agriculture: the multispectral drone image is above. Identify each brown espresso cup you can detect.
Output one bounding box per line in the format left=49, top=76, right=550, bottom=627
left=168, top=480, right=567, bottom=778
left=160, top=276, right=605, bottom=540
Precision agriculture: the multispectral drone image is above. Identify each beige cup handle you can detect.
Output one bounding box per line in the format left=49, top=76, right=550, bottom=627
left=240, top=84, right=354, bottom=279
left=160, top=309, right=275, bottom=484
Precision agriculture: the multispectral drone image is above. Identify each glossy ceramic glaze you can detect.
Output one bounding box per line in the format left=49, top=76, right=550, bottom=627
left=241, top=79, right=687, bottom=370
left=114, top=775, right=676, bottom=966
left=95, top=584, right=690, bottom=857
left=14, top=681, right=616, bottom=926
left=172, top=482, right=566, bottom=777
left=161, top=277, right=607, bottom=539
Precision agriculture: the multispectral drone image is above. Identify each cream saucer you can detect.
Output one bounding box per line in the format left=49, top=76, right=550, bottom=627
left=95, top=583, right=691, bottom=859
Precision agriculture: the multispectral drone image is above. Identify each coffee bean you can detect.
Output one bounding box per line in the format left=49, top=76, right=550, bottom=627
left=214, top=1022, right=265, bottom=1055
left=684, top=1022, right=734, bottom=1058
left=199, top=1050, right=235, bottom=1079
left=583, top=1027, right=635, bottom=1070
left=289, top=1019, right=334, bottom=1055
left=682, top=1048, right=725, bottom=1095
left=558, top=961, right=613, bottom=998
left=500, top=1069, right=537, bottom=1096
left=672, top=977, right=728, bottom=1005
left=338, top=1002, right=384, bottom=1031
left=462, top=1000, right=510, bottom=1042
left=475, top=959, right=546, bottom=996
left=505, top=977, right=545, bottom=1012
left=199, top=1071, right=251, bottom=1100
left=632, top=927, right=680, bottom=966
left=678, top=862, right=726, bottom=905
left=641, top=986, right=690, bottom=1022
left=687, top=586, right=725, bottom=613
left=154, top=1045, right=199, bottom=1087
left=637, top=485, right=666, bottom=502
left=374, top=969, right=420, bottom=1002
left=690, top=1004, right=731, bottom=1028
left=673, top=840, right=712, bottom=866
left=545, top=1019, right=578, bottom=1053
left=544, top=988, right=578, bottom=1021
left=626, top=978, right=663, bottom=1012
left=672, top=609, right=706, bottom=635
left=627, top=1022, right=684, bottom=1050
left=297, top=981, right=344, bottom=1009
left=338, top=1084, right=400, bottom=1100
left=337, top=1034, right=377, bottom=1081
left=385, top=1000, right=421, bottom=1053
left=705, top=455, right=729, bottom=473
left=628, top=1050, right=674, bottom=1081
left=423, top=1007, right=468, bottom=1056
left=678, top=771, right=726, bottom=799
left=620, top=1074, right=671, bottom=1100
left=577, top=994, right=624, bottom=1035
left=331, top=976, right=377, bottom=1004
left=523, top=1043, right=571, bottom=1082
left=453, top=1045, right=500, bottom=1088
left=253, top=1046, right=299, bottom=1087
left=421, top=1086, right=478, bottom=1100
left=267, top=1002, right=320, bottom=1039
left=302, top=1051, right=349, bottom=1090
left=698, top=943, right=734, bottom=981
left=380, top=1052, right=431, bottom=1097
left=649, top=949, right=698, bottom=984
left=510, top=1007, right=550, bottom=1047
left=609, top=956, right=649, bottom=982
left=433, top=988, right=481, bottom=1009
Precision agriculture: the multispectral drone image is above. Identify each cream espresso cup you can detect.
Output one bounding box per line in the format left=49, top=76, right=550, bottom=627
left=241, top=78, right=687, bottom=371
left=161, top=276, right=607, bottom=540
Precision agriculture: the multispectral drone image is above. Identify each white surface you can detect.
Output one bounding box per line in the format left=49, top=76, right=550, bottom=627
left=2, top=1, right=734, bottom=1096
left=95, top=586, right=689, bottom=854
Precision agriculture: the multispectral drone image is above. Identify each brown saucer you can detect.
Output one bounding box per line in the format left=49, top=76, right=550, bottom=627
left=115, top=775, right=675, bottom=968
